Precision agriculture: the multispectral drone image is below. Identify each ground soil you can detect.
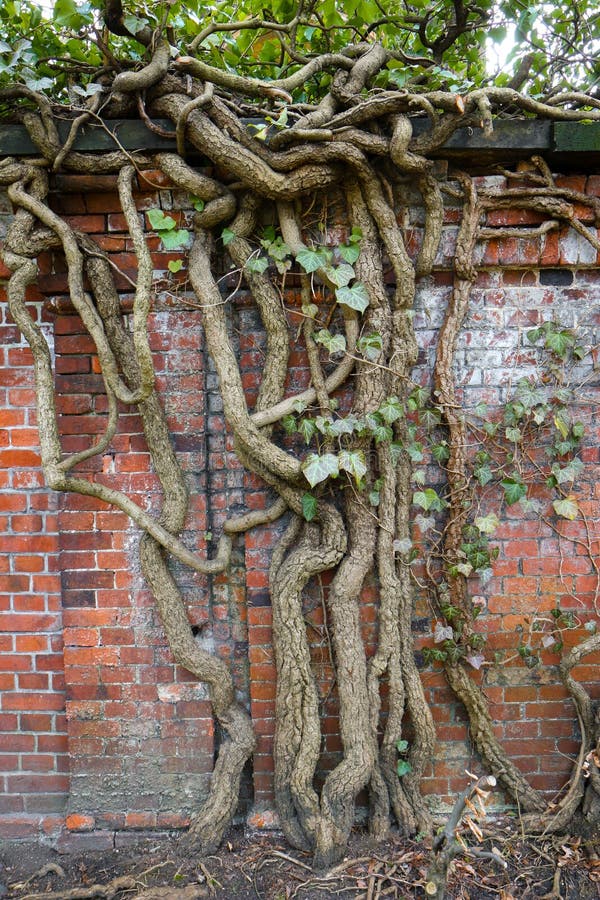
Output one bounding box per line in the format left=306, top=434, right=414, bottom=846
left=1, top=822, right=599, bottom=900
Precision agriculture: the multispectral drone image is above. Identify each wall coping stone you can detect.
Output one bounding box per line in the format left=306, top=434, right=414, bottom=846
left=0, top=119, right=599, bottom=168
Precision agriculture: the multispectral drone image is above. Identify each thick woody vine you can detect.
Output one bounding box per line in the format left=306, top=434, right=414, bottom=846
left=1, top=0, right=600, bottom=871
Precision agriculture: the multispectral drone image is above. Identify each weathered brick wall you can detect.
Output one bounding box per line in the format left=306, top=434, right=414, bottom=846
left=0, top=193, right=67, bottom=838
left=1, top=166, right=599, bottom=845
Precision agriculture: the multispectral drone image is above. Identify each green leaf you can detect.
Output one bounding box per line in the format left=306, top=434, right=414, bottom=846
left=302, top=452, right=340, bottom=487
left=123, top=14, right=148, bottom=35
left=322, top=263, right=355, bottom=287
left=409, top=385, right=429, bottom=409
left=357, top=332, right=383, bottom=361
left=53, top=0, right=90, bottom=28
left=296, top=246, right=328, bottom=273
left=505, top=426, right=522, bottom=443
left=314, top=329, right=346, bottom=355
left=167, top=259, right=184, bottom=273
left=405, top=442, right=424, bottom=463
left=413, top=488, right=446, bottom=512
left=545, top=328, right=574, bottom=358
left=315, top=415, right=334, bottom=435
left=431, top=442, right=450, bottom=463
left=397, top=759, right=412, bottom=777
left=475, top=464, right=493, bottom=486
left=221, top=227, right=236, bottom=246
left=245, top=256, right=269, bottom=274
left=372, top=424, right=394, bottom=444
left=335, top=282, right=369, bottom=313
left=338, top=449, right=367, bottom=484
left=329, top=416, right=359, bottom=436
left=553, top=411, right=570, bottom=440
left=160, top=228, right=189, bottom=250
left=24, top=75, right=54, bottom=91
left=396, top=739, right=409, bottom=753
left=302, top=493, right=318, bottom=522
left=474, top=513, right=500, bottom=535
left=148, top=208, right=176, bottom=231
left=298, top=418, right=316, bottom=444
left=302, top=303, right=319, bottom=319
left=553, top=497, right=579, bottom=520
left=282, top=414, right=297, bottom=435
left=377, top=396, right=401, bottom=424
left=502, top=478, right=527, bottom=505
left=339, top=243, right=360, bottom=264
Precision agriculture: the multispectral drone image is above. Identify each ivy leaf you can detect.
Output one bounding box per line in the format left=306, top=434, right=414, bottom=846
left=369, top=488, right=380, bottom=506
left=315, top=416, right=334, bottom=435
left=302, top=303, right=319, bottom=319
left=434, top=623, right=454, bottom=643
left=396, top=739, right=409, bottom=753
left=245, top=256, right=269, bottom=274
left=302, top=453, right=340, bottom=487
left=23, top=75, right=53, bottom=91
left=221, top=227, right=236, bottom=246
left=296, top=245, right=329, bottom=273
left=421, top=407, right=442, bottom=430
left=397, top=759, right=412, bottom=777
left=302, top=493, right=318, bottom=522
left=168, top=259, right=184, bottom=273
left=123, top=14, right=149, bottom=35
left=475, top=464, right=493, bottom=486
left=339, top=243, right=360, bottom=264
left=405, top=442, right=424, bottom=463
left=314, top=329, right=346, bottom=355
left=335, top=282, right=370, bottom=313
left=379, top=396, right=403, bottom=424
left=357, top=332, right=383, bottom=361
left=282, top=414, right=297, bottom=435
left=148, top=208, right=177, bottom=231
left=415, top=514, right=435, bottom=533
left=432, top=442, right=450, bottom=463
left=298, top=418, right=316, bottom=444
left=545, top=328, right=573, bottom=358
left=160, top=228, right=189, bottom=250
left=53, top=0, right=91, bottom=28
left=502, top=478, right=527, bottom=505
left=553, top=411, right=570, bottom=440
left=338, top=449, right=367, bottom=484
left=505, top=426, right=522, bottom=443
left=372, top=423, right=394, bottom=444
left=409, top=385, right=429, bottom=409
left=329, top=416, right=359, bottom=436
left=466, top=654, right=485, bottom=670
left=413, top=488, right=446, bottom=512
left=552, top=497, right=579, bottom=520
left=475, top=513, right=500, bottom=534
left=322, top=263, right=355, bottom=287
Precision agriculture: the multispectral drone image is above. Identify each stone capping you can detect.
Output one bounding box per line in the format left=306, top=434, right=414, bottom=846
left=0, top=118, right=599, bottom=165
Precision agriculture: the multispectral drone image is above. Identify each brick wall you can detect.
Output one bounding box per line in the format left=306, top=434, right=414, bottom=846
left=1, top=166, right=599, bottom=843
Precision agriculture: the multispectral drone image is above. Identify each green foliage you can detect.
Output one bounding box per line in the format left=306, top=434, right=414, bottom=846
left=1, top=0, right=599, bottom=111
left=148, top=209, right=189, bottom=250
left=302, top=452, right=340, bottom=487
left=302, top=492, right=318, bottom=522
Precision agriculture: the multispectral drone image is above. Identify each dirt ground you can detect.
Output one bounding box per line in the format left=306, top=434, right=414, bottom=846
left=1, top=822, right=599, bottom=900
